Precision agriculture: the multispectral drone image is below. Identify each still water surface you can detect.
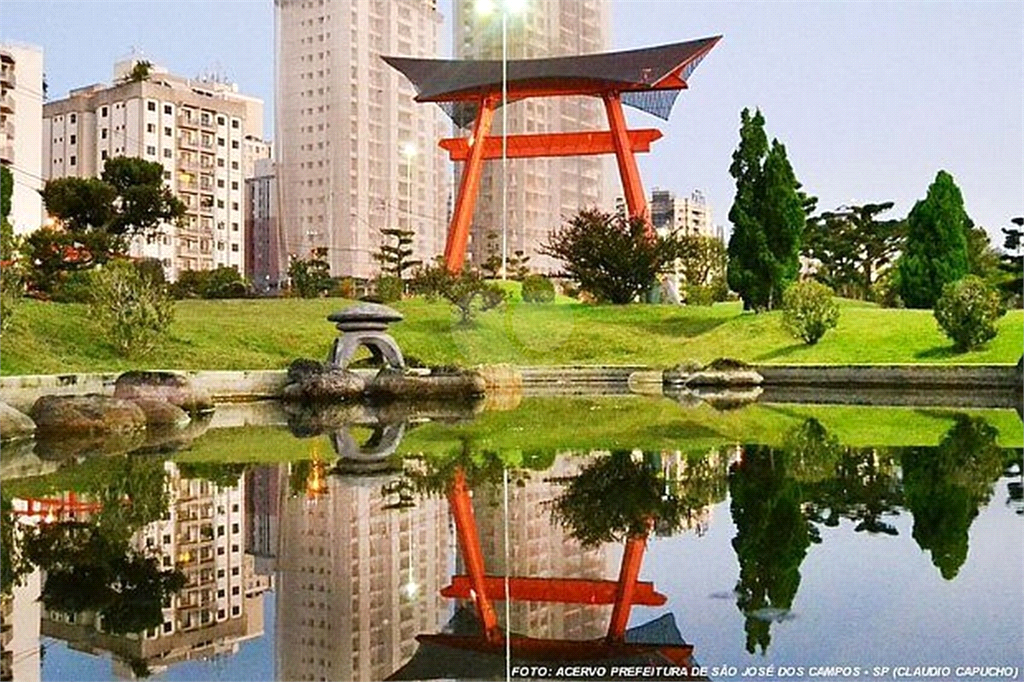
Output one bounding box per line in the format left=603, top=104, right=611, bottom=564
left=2, top=397, right=1022, bottom=681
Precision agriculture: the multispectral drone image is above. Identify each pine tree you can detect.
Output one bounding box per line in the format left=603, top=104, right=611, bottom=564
left=898, top=170, right=970, bottom=308
left=373, top=228, right=421, bottom=279
left=726, top=109, right=809, bottom=310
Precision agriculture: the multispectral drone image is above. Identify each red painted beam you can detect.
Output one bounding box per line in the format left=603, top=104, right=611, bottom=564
left=416, top=633, right=694, bottom=663
left=604, top=93, right=652, bottom=232
left=439, top=129, right=662, bottom=161
left=441, top=575, right=667, bottom=606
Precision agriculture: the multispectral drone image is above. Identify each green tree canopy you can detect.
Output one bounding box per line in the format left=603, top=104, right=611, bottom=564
left=727, top=109, right=810, bottom=310
left=898, top=170, right=970, bottom=308
left=803, top=202, right=905, bottom=300
left=542, top=208, right=684, bottom=304
left=32, top=157, right=185, bottom=290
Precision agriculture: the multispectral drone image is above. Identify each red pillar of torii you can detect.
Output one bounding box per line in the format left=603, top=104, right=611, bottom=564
left=383, top=36, right=722, bottom=273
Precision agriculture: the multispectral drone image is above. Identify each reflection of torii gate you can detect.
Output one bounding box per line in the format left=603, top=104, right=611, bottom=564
left=426, top=468, right=695, bottom=667
left=384, top=37, right=721, bottom=273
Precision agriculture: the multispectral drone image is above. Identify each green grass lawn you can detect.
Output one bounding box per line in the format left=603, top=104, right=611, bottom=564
left=1, top=289, right=1021, bottom=375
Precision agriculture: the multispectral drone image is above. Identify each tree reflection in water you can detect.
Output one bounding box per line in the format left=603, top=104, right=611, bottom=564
left=728, top=414, right=1011, bottom=654
left=729, top=442, right=819, bottom=655
left=901, top=415, right=1005, bottom=580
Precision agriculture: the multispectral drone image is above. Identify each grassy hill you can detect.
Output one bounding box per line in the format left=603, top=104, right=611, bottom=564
left=1, top=289, right=1020, bottom=375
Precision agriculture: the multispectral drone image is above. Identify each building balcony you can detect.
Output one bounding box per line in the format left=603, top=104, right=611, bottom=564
left=0, top=68, right=14, bottom=89
left=178, top=158, right=199, bottom=173
left=0, top=92, right=14, bottom=115
left=178, top=135, right=198, bottom=150
left=2, top=118, right=14, bottom=140
left=178, top=112, right=198, bottom=129
left=0, top=143, right=13, bottom=165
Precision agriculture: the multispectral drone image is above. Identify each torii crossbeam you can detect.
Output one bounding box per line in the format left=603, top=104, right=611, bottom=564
left=384, top=36, right=721, bottom=272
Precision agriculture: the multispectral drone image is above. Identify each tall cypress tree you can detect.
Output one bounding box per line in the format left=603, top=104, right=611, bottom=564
left=727, top=109, right=770, bottom=310
left=898, top=170, right=970, bottom=308
left=727, top=109, right=808, bottom=310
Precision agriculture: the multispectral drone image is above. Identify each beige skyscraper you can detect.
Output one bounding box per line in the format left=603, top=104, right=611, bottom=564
left=275, top=0, right=449, bottom=280
left=453, top=0, right=611, bottom=272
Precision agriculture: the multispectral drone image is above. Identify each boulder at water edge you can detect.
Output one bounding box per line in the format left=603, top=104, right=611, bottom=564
left=0, top=401, right=36, bottom=441
left=30, top=394, right=148, bottom=435
left=113, top=371, right=214, bottom=415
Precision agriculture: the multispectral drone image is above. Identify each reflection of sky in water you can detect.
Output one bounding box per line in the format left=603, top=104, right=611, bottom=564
left=643, top=484, right=1024, bottom=678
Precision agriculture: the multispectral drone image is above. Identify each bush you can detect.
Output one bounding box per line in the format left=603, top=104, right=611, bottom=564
left=374, top=275, right=404, bottom=303
left=200, top=266, right=249, bottom=299
left=0, top=262, right=22, bottom=333
left=170, top=269, right=208, bottom=299
left=541, top=208, right=685, bottom=304
left=782, top=280, right=840, bottom=345
left=933, top=275, right=1005, bottom=352
left=683, top=284, right=716, bottom=307
left=521, top=274, right=555, bottom=303
left=90, top=259, right=175, bottom=356
left=330, top=277, right=357, bottom=299
left=410, top=261, right=506, bottom=325
left=49, top=270, right=94, bottom=303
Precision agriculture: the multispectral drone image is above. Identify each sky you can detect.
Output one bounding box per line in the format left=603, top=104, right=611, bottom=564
left=2, top=0, right=1022, bottom=242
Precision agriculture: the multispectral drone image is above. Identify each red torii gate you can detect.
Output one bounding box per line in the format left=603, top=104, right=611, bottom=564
left=383, top=36, right=721, bottom=273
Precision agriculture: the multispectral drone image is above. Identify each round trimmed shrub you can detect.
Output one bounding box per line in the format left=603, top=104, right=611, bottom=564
left=933, top=275, right=1005, bottom=352
left=374, top=275, right=403, bottom=303
left=521, top=274, right=555, bottom=303
left=782, top=280, right=840, bottom=345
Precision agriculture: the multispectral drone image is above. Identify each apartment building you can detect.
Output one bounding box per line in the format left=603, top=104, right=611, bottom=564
left=0, top=43, right=44, bottom=236
left=275, top=469, right=450, bottom=681
left=650, top=188, right=717, bottom=239
left=42, top=59, right=267, bottom=279
left=275, top=0, right=449, bottom=279
left=453, top=0, right=611, bottom=272
left=245, top=158, right=283, bottom=291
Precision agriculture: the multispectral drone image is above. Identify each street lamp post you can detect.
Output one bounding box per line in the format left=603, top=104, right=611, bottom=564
left=478, top=0, right=525, bottom=280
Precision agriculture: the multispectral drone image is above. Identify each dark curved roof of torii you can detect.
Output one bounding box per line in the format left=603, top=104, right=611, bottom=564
left=382, top=36, right=721, bottom=126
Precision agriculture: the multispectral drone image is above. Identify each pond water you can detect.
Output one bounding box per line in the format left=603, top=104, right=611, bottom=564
left=2, top=396, right=1022, bottom=682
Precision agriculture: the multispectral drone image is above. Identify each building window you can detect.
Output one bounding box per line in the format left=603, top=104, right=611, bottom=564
left=217, top=137, right=225, bottom=147
left=231, top=222, right=239, bottom=232
left=232, top=119, right=240, bottom=129
left=70, top=113, right=76, bottom=124
left=146, top=123, right=155, bottom=133
left=146, top=145, right=156, bottom=156
left=231, top=523, right=239, bottom=534
left=231, top=140, right=240, bottom=149
left=163, top=149, right=172, bottom=158
left=101, top=150, right=108, bottom=160
left=69, top=134, right=76, bottom=145
left=217, top=179, right=225, bottom=188
left=217, top=158, right=225, bottom=167
left=231, top=181, right=238, bottom=190
left=164, top=126, right=172, bottom=136
left=163, top=621, right=173, bottom=633
left=231, top=244, right=239, bottom=253
left=231, top=566, right=240, bottom=576
left=101, top=128, right=108, bottom=139
left=232, top=606, right=240, bottom=616
left=217, top=116, right=225, bottom=125
left=217, top=199, right=225, bottom=209
left=231, top=161, right=238, bottom=170
left=164, top=104, right=172, bottom=114
left=69, top=156, right=76, bottom=166
left=101, top=106, right=108, bottom=117
left=217, top=589, right=225, bottom=598
left=231, top=202, right=239, bottom=210
left=147, top=101, right=156, bottom=112
left=231, top=586, right=240, bottom=596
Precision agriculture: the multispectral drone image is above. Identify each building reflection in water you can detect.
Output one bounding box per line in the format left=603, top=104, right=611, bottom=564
left=5, top=461, right=271, bottom=678
left=273, top=460, right=451, bottom=682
